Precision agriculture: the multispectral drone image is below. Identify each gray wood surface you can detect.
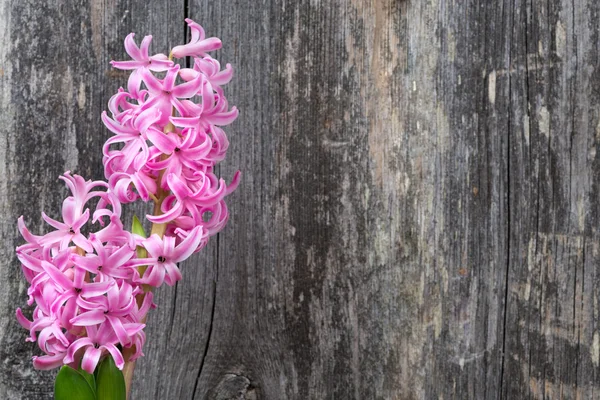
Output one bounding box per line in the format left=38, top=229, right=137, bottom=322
left=1, top=0, right=599, bottom=399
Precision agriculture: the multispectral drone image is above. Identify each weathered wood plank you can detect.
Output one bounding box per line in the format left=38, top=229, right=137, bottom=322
left=1, top=0, right=600, bottom=399
left=501, top=0, right=600, bottom=398
left=189, top=0, right=510, bottom=399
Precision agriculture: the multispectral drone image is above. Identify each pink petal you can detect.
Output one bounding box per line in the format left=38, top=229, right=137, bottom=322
left=129, top=172, right=151, bottom=202
left=172, top=226, right=204, bottom=262
left=146, top=201, right=183, bottom=224
left=18, top=216, right=42, bottom=244
left=167, top=173, right=192, bottom=200
left=170, top=115, right=200, bottom=128
left=212, top=63, right=234, bottom=86
left=171, top=37, right=222, bottom=58
left=72, top=233, right=93, bottom=253
left=107, top=245, right=135, bottom=269
left=33, top=353, right=66, bottom=370
left=76, top=296, right=108, bottom=311
left=124, top=257, right=156, bottom=269
left=136, top=292, right=155, bottom=320
left=60, top=297, right=79, bottom=331
left=187, top=18, right=205, bottom=42
left=106, top=315, right=131, bottom=346
left=122, top=322, right=146, bottom=337
left=70, top=310, right=106, bottom=326
left=124, top=33, right=143, bottom=61
left=71, top=209, right=90, bottom=231
left=41, top=261, right=73, bottom=290
left=81, top=347, right=102, bottom=374
left=163, top=262, right=182, bottom=285
left=200, top=80, right=215, bottom=111
left=146, top=128, right=176, bottom=154
left=106, top=284, right=121, bottom=311
left=141, top=69, right=164, bottom=94
left=110, top=59, right=147, bottom=70
left=163, top=65, right=180, bottom=90
left=134, top=108, right=162, bottom=134
left=172, top=75, right=202, bottom=98
left=80, top=280, right=114, bottom=297
left=127, top=69, right=143, bottom=96
left=17, top=251, right=44, bottom=273
left=15, top=308, right=32, bottom=329
left=140, top=265, right=165, bottom=287
left=64, top=337, right=93, bottom=363
left=50, top=291, right=76, bottom=316
left=117, top=286, right=135, bottom=314
left=41, top=212, right=66, bottom=231
left=208, top=107, right=239, bottom=126
left=72, top=254, right=101, bottom=273
left=139, top=35, right=152, bottom=58
left=148, top=55, right=173, bottom=71
left=103, top=344, right=125, bottom=370
left=226, top=170, right=241, bottom=195
left=179, top=68, right=200, bottom=81
left=61, top=197, right=79, bottom=227
left=141, top=235, right=164, bottom=259
left=102, top=111, right=137, bottom=136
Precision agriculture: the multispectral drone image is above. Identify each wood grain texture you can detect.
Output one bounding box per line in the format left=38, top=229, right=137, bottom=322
left=1, top=0, right=600, bottom=399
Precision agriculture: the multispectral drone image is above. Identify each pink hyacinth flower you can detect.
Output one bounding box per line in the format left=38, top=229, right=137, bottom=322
left=111, top=33, right=172, bottom=71
left=71, top=280, right=140, bottom=347
left=111, top=33, right=174, bottom=97
left=64, top=322, right=143, bottom=373
left=171, top=18, right=222, bottom=58
left=140, top=64, right=202, bottom=126
left=126, top=226, right=205, bottom=287
left=146, top=127, right=212, bottom=187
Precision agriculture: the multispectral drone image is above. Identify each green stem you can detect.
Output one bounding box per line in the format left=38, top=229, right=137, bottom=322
left=123, top=122, right=174, bottom=399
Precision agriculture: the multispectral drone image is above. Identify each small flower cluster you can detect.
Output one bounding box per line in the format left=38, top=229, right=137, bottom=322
left=15, top=19, right=238, bottom=374
left=103, top=18, right=239, bottom=249
left=16, top=173, right=149, bottom=373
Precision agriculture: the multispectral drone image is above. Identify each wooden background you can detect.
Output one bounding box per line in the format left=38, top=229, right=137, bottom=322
left=1, top=0, right=599, bottom=399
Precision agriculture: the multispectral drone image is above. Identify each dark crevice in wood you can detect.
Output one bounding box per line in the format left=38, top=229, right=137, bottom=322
left=184, top=0, right=191, bottom=69
left=571, top=0, right=580, bottom=392
left=523, top=1, right=535, bottom=393
left=550, top=237, right=559, bottom=392
left=574, top=236, right=583, bottom=392
left=184, top=0, right=190, bottom=41
left=498, top=1, right=515, bottom=398
left=568, top=14, right=575, bottom=220
left=167, top=280, right=179, bottom=343
left=192, top=233, right=219, bottom=400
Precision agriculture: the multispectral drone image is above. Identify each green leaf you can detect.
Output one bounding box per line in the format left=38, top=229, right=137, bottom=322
left=132, top=215, right=148, bottom=266
left=78, top=367, right=96, bottom=394
left=96, top=355, right=126, bottom=400
left=131, top=215, right=147, bottom=238
left=55, top=366, right=96, bottom=400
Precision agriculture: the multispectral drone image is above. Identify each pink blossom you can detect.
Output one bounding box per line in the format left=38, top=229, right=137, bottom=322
left=64, top=322, right=143, bottom=374
left=71, top=234, right=135, bottom=280
left=111, top=33, right=173, bottom=97
left=111, top=33, right=172, bottom=71
left=126, top=226, right=205, bottom=287
left=146, top=127, right=212, bottom=187
left=139, top=64, right=202, bottom=125
left=171, top=19, right=222, bottom=58
left=71, top=281, right=140, bottom=347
